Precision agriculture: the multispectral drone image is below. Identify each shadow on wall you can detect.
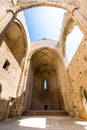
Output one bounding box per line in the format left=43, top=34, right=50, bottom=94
left=0, top=20, right=28, bottom=121
left=0, top=91, right=26, bottom=121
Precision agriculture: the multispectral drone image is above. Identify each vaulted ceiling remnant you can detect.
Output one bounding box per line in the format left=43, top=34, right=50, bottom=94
left=32, top=48, right=58, bottom=73
left=29, top=39, right=61, bottom=74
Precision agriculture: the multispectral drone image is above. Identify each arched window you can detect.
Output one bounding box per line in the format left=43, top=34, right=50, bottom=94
left=43, top=80, right=47, bottom=91
left=81, top=87, right=87, bottom=113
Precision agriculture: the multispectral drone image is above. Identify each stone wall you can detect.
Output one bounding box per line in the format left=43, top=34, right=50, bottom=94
left=0, top=41, right=21, bottom=121
left=8, top=11, right=31, bottom=117
left=0, top=10, right=30, bottom=120
left=30, top=69, right=60, bottom=110
left=68, top=37, right=87, bottom=119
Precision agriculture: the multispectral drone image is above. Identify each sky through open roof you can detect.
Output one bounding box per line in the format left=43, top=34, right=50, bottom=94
left=24, top=6, right=84, bottom=63
left=24, top=7, right=66, bottom=42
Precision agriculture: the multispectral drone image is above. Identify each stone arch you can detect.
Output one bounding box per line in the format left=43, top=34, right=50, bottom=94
left=14, top=0, right=87, bottom=60
left=29, top=39, right=63, bottom=63
left=1, top=0, right=87, bottom=59
left=3, top=0, right=85, bottom=59
left=3, top=19, right=28, bottom=66
left=60, top=15, right=76, bottom=57
left=60, top=16, right=83, bottom=58
left=23, top=40, right=71, bottom=112
left=16, top=0, right=77, bottom=13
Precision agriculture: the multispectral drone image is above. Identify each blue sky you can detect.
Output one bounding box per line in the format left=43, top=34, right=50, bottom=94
left=24, top=7, right=66, bottom=41
left=24, top=7, right=84, bottom=63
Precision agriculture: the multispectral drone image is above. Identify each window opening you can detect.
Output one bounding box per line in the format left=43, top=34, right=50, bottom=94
left=3, top=60, right=10, bottom=71
left=43, top=80, right=47, bottom=91
left=66, top=25, right=84, bottom=63
left=44, top=105, right=48, bottom=110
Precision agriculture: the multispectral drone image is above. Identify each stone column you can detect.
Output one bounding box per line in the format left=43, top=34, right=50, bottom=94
left=0, top=8, right=18, bottom=41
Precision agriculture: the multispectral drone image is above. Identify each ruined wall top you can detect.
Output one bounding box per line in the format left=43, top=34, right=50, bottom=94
left=15, top=0, right=79, bottom=12
left=0, top=0, right=79, bottom=13
left=17, top=0, right=76, bottom=4
left=0, top=0, right=87, bottom=17
left=0, top=0, right=84, bottom=15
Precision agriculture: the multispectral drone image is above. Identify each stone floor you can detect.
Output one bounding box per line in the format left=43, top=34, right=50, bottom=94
left=0, top=116, right=87, bottom=130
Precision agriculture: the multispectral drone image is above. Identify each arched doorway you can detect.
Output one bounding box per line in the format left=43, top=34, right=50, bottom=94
left=25, top=47, right=65, bottom=111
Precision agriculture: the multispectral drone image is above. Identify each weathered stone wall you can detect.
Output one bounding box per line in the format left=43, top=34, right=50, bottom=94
left=30, top=69, right=60, bottom=110
left=0, top=0, right=13, bottom=20
left=59, top=12, right=76, bottom=56
left=0, top=10, right=30, bottom=119
left=68, top=37, right=87, bottom=119
left=8, top=11, right=31, bottom=117
left=79, top=0, right=87, bottom=19
left=0, top=41, right=21, bottom=121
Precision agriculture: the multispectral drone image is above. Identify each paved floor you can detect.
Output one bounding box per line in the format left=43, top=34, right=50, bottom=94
left=0, top=116, right=87, bottom=130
